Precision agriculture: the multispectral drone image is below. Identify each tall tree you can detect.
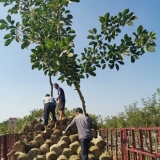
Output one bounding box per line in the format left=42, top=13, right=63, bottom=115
left=0, top=0, right=156, bottom=115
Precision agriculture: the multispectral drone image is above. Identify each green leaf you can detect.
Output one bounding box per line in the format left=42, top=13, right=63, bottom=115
left=89, top=41, right=95, bottom=45
left=87, top=35, right=95, bottom=40
left=93, top=28, right=97, bottom=34
left=147, top=45, right=155, bottom=52
left=131, top=56, right=135, bottom=63
left=68, top=30, right=75, bottom=34
left=104, top=13, right=110, bottom=20
left=10, top=29, right=15, bottom=35
left=118, top=12, right=122, bottom=18
left=0, top=19, right=8, bottom=24
left=86, top=74, right=89, bottom=78
left=137, top=25, right=143, bottom=35
left=102, top=64, right=106, bottom=69
left=4, top=33, right=12, bottom=39
left=38, top=64, right=42, bottom=70
left=90, top=71, right=96, bottom=76
left=108, top=63, right=114, bottom=69
left=127, top=21, right=133, bottom=26
left=130, top=16, right=138, bottom=21
left=116, top=64, right=119, bottom=70
left=81, top=54, right=85, bottom=60
left=6, top=15, right=11, bottom=23
left=99, top=16, right=105, bottom=23
left=117, top=61, right=124, bottom=65
left=123, top=8, right=129, bottom=15
left=70, top=0, right=80, bottom=2
left=88, top=30, right=93, bottom=34
left=95, top=64, right=101, bottom=68
left=21, top=42, right=27, bottom=49
left=4, top=39, right=13, bottom=46
left=0, top=24, right=8, bottom=29
left=116, top=28, right=121, bottom=33
left=101, top=59, right=105, bottom=64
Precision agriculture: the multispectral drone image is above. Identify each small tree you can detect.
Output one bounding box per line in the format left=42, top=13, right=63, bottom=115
left=0, top=0, right=156, bottom=115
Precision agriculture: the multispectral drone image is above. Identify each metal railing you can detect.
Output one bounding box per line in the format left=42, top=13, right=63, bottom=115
left=0, top=134, right=18, bottom=160
left=1, top=127, right=160, bottom=160
left=100, top=127, right=160, bottom=160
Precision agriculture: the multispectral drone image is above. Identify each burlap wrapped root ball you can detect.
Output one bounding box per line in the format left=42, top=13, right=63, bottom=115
left=34, top=123, right=44, bottom=131
left=42, top=128, right=53, bottom=139
left=93, top=136, right=106, bottom=150
left=69, top=141, right=79, bottom=150
left=28, top=148, right=40, bottom=159
left=50, top=144, right=62, bottom=156
left=69, top=141, right=79, bottom=154
left=50, top=135, right=60, bottom=144
left=88, top=153, right=96, bottom=160
left=26, top=140, right=41, bottom=152
left=39, top=144, right=50, bottom=155
left=89, top=145, right=102, bottom=160
left=57, top=140, right=68, bottom=149
left=77, top=146, right=82, bottom=156
left=33, top=155, right=46, bottom=160
left=30, top=120, right=39, bottom=127
left=57, top=155, right=68, bottom=160
left=99, top=152, right=112, bottom=160
left=34, top=134, right=45, bottom=145
left=11, top=152, right=22, bottom=160
left=60, top=136, right=71, bottom=145
left=44, top=139, right=53, bottom=147
left=13, top=140, right=26, bottom=152
left=52, top=129, right=62, bottom=137
left=69, top=134, right=79, bottom=143
left=33, top=131, right=43, bottom=139
left=17, top=153, right=29, bottom=160
left=62, top=148, right=73, bottom=158
left=69, top=155, right=81, bottom=160
left=23, top=125, right=32, bottom=133
left=46, top=151, right=58, bottom=160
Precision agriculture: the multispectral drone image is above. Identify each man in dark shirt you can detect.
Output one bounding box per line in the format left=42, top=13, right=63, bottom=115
left=62, top=108, right=93, bottom=160
left=53, top=83, right=65, bottom=121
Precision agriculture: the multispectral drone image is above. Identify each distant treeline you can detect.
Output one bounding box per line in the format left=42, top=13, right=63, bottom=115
left=0, top=89, right=160, bottom=135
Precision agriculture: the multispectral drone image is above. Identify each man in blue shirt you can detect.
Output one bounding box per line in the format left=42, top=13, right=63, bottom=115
left=53, top=83, right=65, bottom=121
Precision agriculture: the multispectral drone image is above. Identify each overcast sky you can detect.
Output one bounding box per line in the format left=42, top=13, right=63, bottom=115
left=0, top=0, right=160, bottom=122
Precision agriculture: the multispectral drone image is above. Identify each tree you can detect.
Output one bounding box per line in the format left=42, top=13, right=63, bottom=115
left=0, top=0, right=156, bottom=115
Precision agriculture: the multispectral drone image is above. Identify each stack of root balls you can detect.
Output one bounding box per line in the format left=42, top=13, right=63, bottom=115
left=11, top=117, right=112, bottom=160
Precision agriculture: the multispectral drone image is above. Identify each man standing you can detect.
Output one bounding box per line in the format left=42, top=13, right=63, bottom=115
left=43, top=94, right=57, bottom=133
left=53, top=83, right=65, bottom=120
left=62, top=108, right=93, bottom=160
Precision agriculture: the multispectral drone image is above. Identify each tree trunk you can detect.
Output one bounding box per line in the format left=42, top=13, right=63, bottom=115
left=49, top=76, right=53, bottom=97
left=74, top=84, right=87, bottom=115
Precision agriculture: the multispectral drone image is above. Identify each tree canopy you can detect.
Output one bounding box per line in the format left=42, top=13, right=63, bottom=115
left=0, top=0, right=156, bottom=114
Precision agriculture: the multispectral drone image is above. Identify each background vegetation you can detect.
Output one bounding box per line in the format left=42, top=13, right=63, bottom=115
left=0, top=88, right=160, bottom=135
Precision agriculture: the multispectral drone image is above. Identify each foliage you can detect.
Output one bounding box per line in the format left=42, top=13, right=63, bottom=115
left=104, top=88, right=160, bottom=128
left=0, top=1, right=156, bottom=85
left=0, top=106, right=104, bottom=135
left=0, top=0, right=156, bottom=115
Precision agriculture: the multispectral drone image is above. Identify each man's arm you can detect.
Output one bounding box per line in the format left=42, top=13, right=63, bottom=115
left=57, top=90, right=61, bottom=99
left=62, top=118, right=76, bottom=134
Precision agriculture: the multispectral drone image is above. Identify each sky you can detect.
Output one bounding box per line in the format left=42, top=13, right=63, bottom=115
left=0, top=0, right=160, bottom=123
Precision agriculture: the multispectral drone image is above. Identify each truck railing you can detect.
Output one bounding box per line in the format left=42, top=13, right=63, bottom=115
left=100, top=127, right=160, bottom=160
left=0, top=134, right=18, bottom=160
left=1, top=127, right=160, bottom=160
